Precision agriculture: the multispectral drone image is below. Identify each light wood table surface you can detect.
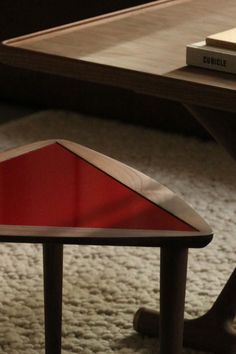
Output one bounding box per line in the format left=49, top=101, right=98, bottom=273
left=1, top=0, right=236, bottom=112
left=1, top=0, right=236, bottom=156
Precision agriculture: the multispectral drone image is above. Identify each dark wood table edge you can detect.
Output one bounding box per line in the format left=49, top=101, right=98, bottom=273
left=1, top=43, right=236, bottom=113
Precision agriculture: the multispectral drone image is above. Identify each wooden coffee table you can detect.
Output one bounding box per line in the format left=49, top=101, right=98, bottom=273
left=0, top=0, right=235, bottom=352
left=0, top=0, right=236, bottom=157
left=0, top=139, right=212, bottom=354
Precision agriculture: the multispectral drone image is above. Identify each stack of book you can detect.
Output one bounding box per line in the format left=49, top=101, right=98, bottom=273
left=186, top=28, right=236, bottom=74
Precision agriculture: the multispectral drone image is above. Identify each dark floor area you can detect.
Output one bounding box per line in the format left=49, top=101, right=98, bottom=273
left=0, top=100, right=38, bottom=124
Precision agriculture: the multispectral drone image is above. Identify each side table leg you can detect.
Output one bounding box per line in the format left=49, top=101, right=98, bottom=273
left=159, top=247, right=188, bottom=354
left=43, top=243, right=63, bottom=354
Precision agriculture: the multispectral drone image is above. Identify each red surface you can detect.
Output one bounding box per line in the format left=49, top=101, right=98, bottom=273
left=0, top=143, right=195, bottom=231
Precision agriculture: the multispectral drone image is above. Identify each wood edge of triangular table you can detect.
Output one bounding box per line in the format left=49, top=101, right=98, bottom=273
left=0, top=225, right=213, bottom=248
left=0, top=139, right=213, bottom=247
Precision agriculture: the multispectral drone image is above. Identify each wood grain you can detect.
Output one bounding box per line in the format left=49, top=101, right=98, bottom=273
left=3, top=0, right=178, bottom=46
left=1, top=0, right=236, bottom=111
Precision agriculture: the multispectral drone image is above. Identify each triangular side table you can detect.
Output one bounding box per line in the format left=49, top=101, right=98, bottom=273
left=0, top=139, right=213, bottom=354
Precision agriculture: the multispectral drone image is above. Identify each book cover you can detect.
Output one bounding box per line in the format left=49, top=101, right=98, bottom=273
left=186, top=41, right=236, bottom=74
left=206, top=28, right=236, bottom=51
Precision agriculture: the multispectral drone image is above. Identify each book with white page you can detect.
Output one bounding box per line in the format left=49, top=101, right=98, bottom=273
left=206, top=28, right=236, bottom=51
left=186, top=40, right=236, bottom=74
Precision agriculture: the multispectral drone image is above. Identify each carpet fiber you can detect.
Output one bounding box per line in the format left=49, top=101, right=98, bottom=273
left=0, top=110, right=235, bottom=354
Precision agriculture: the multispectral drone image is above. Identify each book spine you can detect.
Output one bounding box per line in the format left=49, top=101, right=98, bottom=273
left=186, top=46, right=236, bottom=74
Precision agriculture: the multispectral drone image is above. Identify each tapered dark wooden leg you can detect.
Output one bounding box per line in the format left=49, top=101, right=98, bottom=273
left=43, top=243, right=63, bottom=354
left=159, top=247, right=188, bottom=354
left=184, top=105, right=236, bottom=161
left=134, top=268, right=236, bottom=354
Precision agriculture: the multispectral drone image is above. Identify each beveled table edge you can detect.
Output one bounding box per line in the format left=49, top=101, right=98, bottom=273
left=0, top=139, right=213, bottom=241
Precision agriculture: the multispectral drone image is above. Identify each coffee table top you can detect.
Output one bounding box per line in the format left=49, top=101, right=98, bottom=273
left=0, top=140, right=212, bottom=246
left=0, top=0, right=236, bottom=112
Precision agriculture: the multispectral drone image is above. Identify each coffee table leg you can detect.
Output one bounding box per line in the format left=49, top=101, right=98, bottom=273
left=184, top=104, right=236, bottom=160
left=43, top=243, right=63, bottom=354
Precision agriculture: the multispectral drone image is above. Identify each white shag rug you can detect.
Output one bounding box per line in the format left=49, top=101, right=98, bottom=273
left=0, top=110, right=235, bottom=354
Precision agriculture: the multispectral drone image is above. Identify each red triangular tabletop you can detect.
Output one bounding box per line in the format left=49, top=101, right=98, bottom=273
left=0, top=140, right=212, bottom=246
